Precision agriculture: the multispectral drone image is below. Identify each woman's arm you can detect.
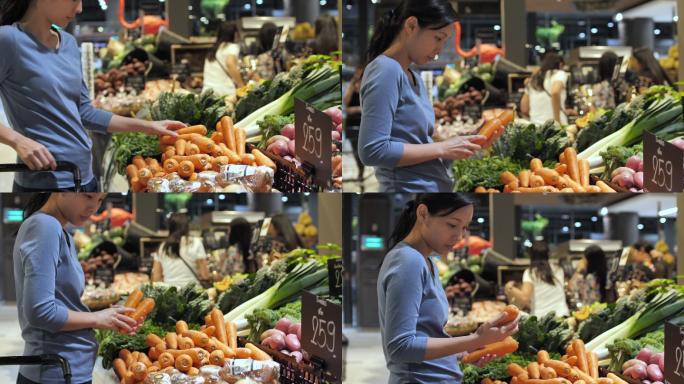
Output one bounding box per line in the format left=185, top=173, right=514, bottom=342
left=225, top=55, right=245, bottom=89
left=505, top=282, right=533, bottom=309
left=61, top=307, right=138, bottom=334
left=0, top=122, right=57, bottom=170
left=519, top=92, right=530, bottom=117
left=196, top=259, right=211, bottom=281
left=151, top=260, right=164, bottom=282
left=107, top=115, right=183, bottom=136
left=550, top=80, right=563, bottom=123
left=424, top=320, right=519, bottom=360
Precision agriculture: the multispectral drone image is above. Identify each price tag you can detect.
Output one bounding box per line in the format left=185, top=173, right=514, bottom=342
left=643, top=131, right=684, bottom=192
left=295, top=99, right=333, bottom=188
left=301, top=291, right=342, bottom=382
left=665, top=320, right=684, bottom=384
left=126, top=75, right=146, bottom=92
left=327, top=258, right=343, bottom=298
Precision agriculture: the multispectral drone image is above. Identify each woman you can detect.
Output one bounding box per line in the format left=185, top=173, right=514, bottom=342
left=358, top=0, right=485, bottom=192
left=568, top=245, right=609, bottom=305
left=13, top=193, right=140, bottom=384
left=629, top=47, right=672, bottom=92
left=505, top=241, right=569, bottom=318
left=203, top=21, right=245, bottom=97
left=520, top=52, right=570, bottom=125
left=378, top=194, right=519, bottom=383
left=228, top=217, right=256, bottom=274
left=152, top=213, right=211, bottom=288
left=268, top=213, right=304, bottom=253
left=254, top=22, right=278, bottom=81
left=591, top=51, right=622, bottom=110
left=313, top=15, right=339, bottom=55
left=0, top=0, right=182, bottom=192
left=343, top=67, right=364, bottom=181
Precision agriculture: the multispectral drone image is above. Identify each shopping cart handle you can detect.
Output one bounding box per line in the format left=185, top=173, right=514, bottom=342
left=0, top=354, right=71, bottom=383
left=0, top=161, right=82, bottom=192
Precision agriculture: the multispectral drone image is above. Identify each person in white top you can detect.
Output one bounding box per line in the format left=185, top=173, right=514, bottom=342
left=202, top=21, right=244, bottom=97
left=152, top=213, right=210, bottom=288
left=504, top=241, right=570, bottom=318
left=520, top=52, right=570, bottom=125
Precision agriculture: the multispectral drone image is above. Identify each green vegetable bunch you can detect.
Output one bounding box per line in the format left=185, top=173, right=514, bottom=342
left=245, top=301, right=302, bottom=344
left=491, top=119, right=568, bottom=166
left=515, top=312, right=574, bottom=355
left=97, top=320, right=169, bottom=369
left=452, top=156, right=522, bottom=191
left=140, top=283, right=214, bottom=327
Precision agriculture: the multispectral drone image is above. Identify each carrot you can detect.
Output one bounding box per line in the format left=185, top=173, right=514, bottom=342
left=160, top=134, right=197, bottom=146
left=519, top=170, right=531, bottom=188
left=211, top=337, right=236, bottom=358
left=204, top=313, right=213, bottom=326
left=138, top=167, right=153, bottom=186
left=209, top=350, right=225, bottom=366
left=555, top=176, right=570, bottom=189
left=132, top=155, right=147, bottom=170
left=227, top=321, right=237, bottom=351
left=530, top=174, right=545, bottom=187
left=172, top=154, right=210, bottom=170
left=252, top=149, right=276, bottom=170
left=508, top=363, right=527, bottom=377
left=528, top=362, right=541, bottom=379
left=124, top=289, right=143, bottom=309
left=566, top=356, right=578, bottom=366
left=586, top=185, right=602, bottom=193
left=166, top=349, right=202, bottom=365
left=480, top=110, right=514, bottom=147
left=596, top=181, right=615, bottom=192
left=555, top=163, right=568, bottom=175
left=475, top=186, right=488, bottom=193
left=202, top=325, right=216, bottom=337
left=188, top=367, right=200, bottom=376
left=131, top=362, right=147, bottom=381
left=157, top=352, right=174, bottom=368
left=146, top=158, right=162, bottom=174
left=178, top=336, right=194, bottom=350
left=119, top=349, right=132, bottom=363
left=218, top=144, right=241, bottom=163
left=176, top=125, right=207, bottom=136
left=176, top=321, right=189, bottom=337
left=572, top=368, right=596, bottom=384
left=579, top=159, right=590, bottom=188
left=240, top=153, right=255, bottom=165
left=564, top=148, right=579, bottom=183
left=597, top=379, right=613, bottom=384
left=504, top=180, right=519, bottom=193
left=536, top=168, right=560, bottom=186
left=184, top=330, right=210, bottom=347
left=190, top=134, right=216, bottom=154
left=163, top=158, right=179, bottom=174
left=210, top=145, right=225, bottom=157
left=518, top=372, right=530, bottom=381
left=571, top=339, right=588, bottom=374
left=178, top=160, right=194, bottom=178
left=129, top=298, right=155, bottom=322
left=559, top=152, right=566, bottom=165
left=147, top=347, right=160, bottom=361
left=482, top=379, right=494, bottom=384
left=518, top=186, right=557, bottom=193
left=126, top=164, right=139, bottom=181
left=538, top=350, right=551, bottom=364
left=563, top=175, right=586, bottom=193
left=566, top=344, right=575, bottom=356
left=138, top=353, right=152, bottom=367
left=155, top=342, right=167, bottom=353
left=587, top=351, right=598, bottom=379
left=147, top=365, right=160, bottom=374
left=462, top=337, right=519, bottom=363
left=164, top=332, right=178, bottom=350
left=245, top=343, right=272, bottom=361
left=530, top=158, right=543, bottom=172
left=113, top=358, right=128, bottom=379
left=544, top=360, right=572, bottom=376
left=501, top=171, right=518, bottom=185
left=494, top=305, right=519, bottom=326
left=221, top=116, right=236, bottom=152
left=189, top=172, right=199, bottom=181
left=235, top=347, right=252, bottom=359
left=235, top=128, right=246, bottom=156
left=145, top=334, right=164, bottom=348
left=204, top=339, right=218, bottom=353
left=575, top=381, right=586, bottom=384
left=174, top=354, right=193, bottom=373
left=186, top=143, right=200, bottom=156
left=211, top=309, right=227, bottom=345
left=211, top=130, right=224, bottom=144
left=540, top=367, right=557, bottom=379
left=607, top=373, right=628, bottom=384
left=522, top=380, right=568, bottom=384
left=174, top=138, right=187, bottom=156
left=213, top=156, right=232, bottom=170
left=511, top=378, right=521, bottom=384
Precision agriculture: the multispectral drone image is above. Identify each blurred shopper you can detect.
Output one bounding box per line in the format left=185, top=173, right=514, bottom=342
left=520, top=52, right=570, bottom=125
left=312, top=15, right=339, bottom=55
left=203, top=21, right=244, bottom=97
left=629, top=47, right=672, bottom=92
left=568, top=245, right=610, bottom=305
left=343, top=67, right=364, bottom=181
left=591, top=51, right=630, bottom=109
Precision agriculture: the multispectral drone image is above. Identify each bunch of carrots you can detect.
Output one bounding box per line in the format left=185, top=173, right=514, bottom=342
left=462, top=305, right=520, bottom=364
left=479, top=109, right=515, bottom=148
left=475, top=148, right=617, bottom=193
left=123, top=288, right=156, bottom=324
left=112, top=306, right=271, bottom=384
left=126, top=117, right=276, bottom=191
left=496, top=339, right=627, bottom=384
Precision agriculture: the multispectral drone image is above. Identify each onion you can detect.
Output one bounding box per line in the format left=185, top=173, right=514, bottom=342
left=611, top=167, right=636, bottom=178
left=626, top=155, right=643, bottom=172
left=634, top=172, right=644, bottom=190
left=288, top=140, right=296, bottom=156
left=332, top=130, right=341, bottom=141
left=612, top=171, right=635, bottom=189
left=290, top=351, right=303, bottom=363
left=324, top=106, right=343, bottom=125
left=647, top=364, right=663, bottom=382
left=260, top=329, right=286, bottom=342
left=623, top=359, right=647, bottom=371
left=267, top=140, right=290, bottom=157
left=266, top=333, right=286, bottom=350
left=335, top=123, right=343, bottom=134
left=281, top=124, right=296, bottom=140
left=625, top=364, right=648, bottom=380
left=672, top=137, right=684, bottom=150
left=276, top=318, right=293, bottom=333
left=287, top=323, right=301, bottom=340
left=285, top=334, right=301, bottom=352
left=637, top=348, right=653, bottom=363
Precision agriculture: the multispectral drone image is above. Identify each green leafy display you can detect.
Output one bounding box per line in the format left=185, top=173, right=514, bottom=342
left=491, top=119, right=568, bottom=166
left=452, top=156, right=522, bottom=191
left=97, top=321, right=169, bottom=369
left=514, top=312, right=574, bottom=355
left=139, top=283, right=214, bottom=327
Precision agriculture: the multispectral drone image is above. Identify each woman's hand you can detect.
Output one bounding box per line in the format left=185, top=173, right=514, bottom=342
left=475, top=315, right=519, bottom=347
left=13, top=135, right=57, bottom=170
left=141, top=120, right=185, bottom=137
left=93, top=306, right=141, bottom=335
left=438, top=135, right=485, bottom=160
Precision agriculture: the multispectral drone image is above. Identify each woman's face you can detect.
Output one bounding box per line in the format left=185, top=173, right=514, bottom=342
left=417, top=204, right=473, bottom=255
left=56, top=193, right=105, bottom=226
left=404, top=19, right=453, bottom=66
left=39, top=0, right=83, bottom=28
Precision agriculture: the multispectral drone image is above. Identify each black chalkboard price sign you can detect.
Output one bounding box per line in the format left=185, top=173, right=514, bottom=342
left=295, top=99, right=333, bottom=187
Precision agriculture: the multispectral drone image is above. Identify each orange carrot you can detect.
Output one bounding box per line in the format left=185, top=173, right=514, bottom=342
left=130, top=361, right=147, bottom=381
left=160, top=134, right=196, bottom=146
left=202, top=325, right=216, bottom=337
left=178, top=337, right=194, bottom=350
left=538, top=350, right=550, bottom=364
left=475, top=186, right=488, bottom=193
left=240, top=153, right=256, bottom=165
left=508, top=363, right=527, bottom=377
left=138, top=167, right=153, bottom=186
left=130, top=298, right=155, bottom=322
left=178, top=160, right=194, bottom=178
left=184, top=330, right=210, bottom=348
left=113, top=358, right=128, bottom=379
left=536, top=168, right=560, bottom=186
left=145, top=334, right=164, bottom=348
left=530, top=175, right=545, bottom=188
left=566, top=356, right=578, bottom=366
left=530, top=158, right=543, bottom=172
left=190, top=134, right=216, bottom=154
left=147, top=347, right=160, bottom=361
left=596, top=181, right=616, bottom=192
left=494, top=305, right=519, bottom=326
left=209, top=350, right=225, bottom=366
left=544, top=360, right=572, bottom=376
left=579, top=159, right=590, bottom=188
left=186, top=143, right=200, bottom=156
left=528, top=362, right=541, bottom=379
left=176, top=321, right=189, bottom=337
left=564, top=148, right=579, bottom=183
left=607, top=373, right=629, bottom=384
left=572, top=339, right=589, bottom=374
left=211, top=337, right=236, bottom=358
left=221, top=116, right=236, bottom=152
left=563, top=175, right=586, bottom=193
left=164, top=158, right=179, bottom=174
left=555, top=163, right=568, bottom=175
left=587, top=351, right=598, bottom=379
left=245, top=343, right=272, bottom=361
left=146, top=158, right=162, bottom=174
left=227, top=321, right=237, bottom=351
left=176, top=125, right=207, bottom=136
left=175, top=138, right=187, bottom=156
left=559, top=153, right=566, bottom=165
left=188, top=367, right=200, bottom=376
left=211, top=130, right=224, bottom=144
left=252, top=149, right=276, bottom=170
left=519, top=170, right=531, bottom=188
left=462, top=337, right=518, bottom=364
left=132, top=155, right=147, bottom=170
left=211, top=309, right=227, bottom=345
left=124, top=289, right=143, bottom=309
left=573, top=368, right=596, bottom=384
left=174, top=354, right=193, bottom=373
left=166, top=349, right=202, bottom=365
left=501, top=171, right=518, bottom=185
left=586, top=185, right=602, bottom=193
left=235, top=347, right=252, bottom=359
left=235, top=128, right=246, bottom=156
left=504, top=180, right=519, bottom=193
left=540, top=367, right=557, bottom=379
left=218, top=144, right=241, bottom=163
left=138, top=353, right=152, bottom=367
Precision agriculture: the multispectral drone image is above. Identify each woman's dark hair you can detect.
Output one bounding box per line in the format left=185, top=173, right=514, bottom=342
left=366, top=0, right=458, bottom=64
left=24, top=193, right=51, bottom=219
left=165, top=213, right=190, bottom=258
left=530, top=52, right=564, bottom=91
left=598, top=51, right=618, bottom=82
left=229, top=217, right=252, bottom=266
left=313, top=15, right=338, bottom=55
left=632, top=47, right=672, bottom=85
left=0, top=0, right=30, bottom=26
left=529, top=241, right=558, bottom=286
left=258, top=22, right=278, bottom=54
left=207, top=21, right=239, bottom=62
left=270, top=213, right=303, bottom=251
left=584, top=245, right=608, bottom=302
left=389, top=193, right=474, bottom=249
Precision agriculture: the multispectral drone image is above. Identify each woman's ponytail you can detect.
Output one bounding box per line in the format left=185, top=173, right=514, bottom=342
left=0, top=0, right=31, bottom=26
left=389, top=200, right=417, bottom=249
left=366, top=8, right=403, bottom=64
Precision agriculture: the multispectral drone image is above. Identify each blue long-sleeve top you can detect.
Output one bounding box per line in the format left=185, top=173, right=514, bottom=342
left=13, top=212, right=97, bottom=384
left=359, top=55, right=453, bottom=192
left=378, top=242, right=463, bottom=384
left=0, top=23, right=113, bottom=189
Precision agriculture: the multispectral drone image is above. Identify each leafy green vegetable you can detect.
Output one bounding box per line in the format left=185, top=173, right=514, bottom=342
left=491, top=119, right=568, bottom=166
left=97, top=320, right=169, bottom=369
left=111, top=132, right=160, bottom=175
left=607, top=330, right=664, bottom=372
left=578, top=294, right=641, bottom=343
left=599, top=144, right=643, bottom=180
left=217, top=259, right=289, bottom=314
left=245, top=301, right=302, bottom=343
left=576, top=99, right=645, bottom=152
left=149, top=89, right=227, bottom=132
left=461, top=352, right=560, bottom=384
left=452, top=156, right=521, bottom=191
left=515, top=312, right=574, bottom=355
left=257, top=114, right=294, bottom=149
left=139, top=283, right=214, bottom=327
